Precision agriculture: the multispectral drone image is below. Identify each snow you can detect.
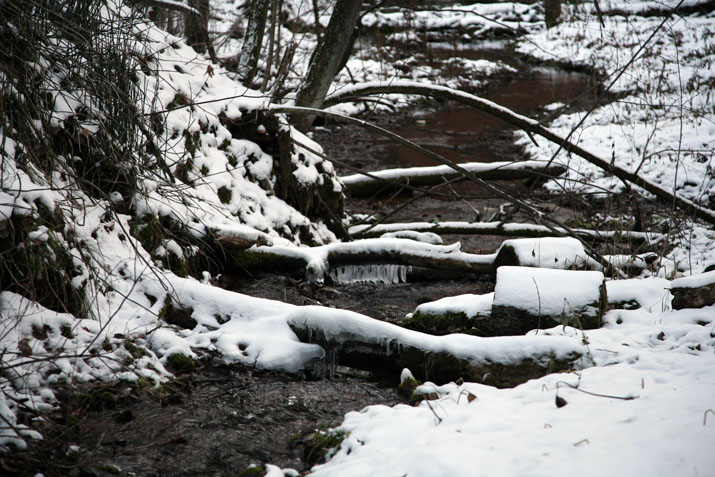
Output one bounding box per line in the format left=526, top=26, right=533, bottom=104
left=497, top=237, right=588, bottom=269
left=671, top=270, right=715, bottom=289
left=494, top=266, right=604, bottom=316
left=606, top=277, right=672, bottom=312
left=414, top=293, right=494, bottom=319
left=1, top=0, right=714, bottom=474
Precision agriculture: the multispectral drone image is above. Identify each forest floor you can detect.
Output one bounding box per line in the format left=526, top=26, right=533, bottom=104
left=4, top=49, right=634, bottom=477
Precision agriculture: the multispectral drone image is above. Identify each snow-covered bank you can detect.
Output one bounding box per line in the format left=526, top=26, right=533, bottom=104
left=1, top=1, right=714, bottom=475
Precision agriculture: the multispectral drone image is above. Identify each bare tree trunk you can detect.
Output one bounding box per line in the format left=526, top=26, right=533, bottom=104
left=544, top=0, right=562, bottom=29
left=260, top=0, right=279, bottom=92
left=185, top=0, right=209, bottom=53
left=293, top=0, right=361, bottom=131
left=237, top=0, right=270, bottom=85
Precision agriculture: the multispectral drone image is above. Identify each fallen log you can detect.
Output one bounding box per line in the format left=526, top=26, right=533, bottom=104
left=321, top=81, right=715, bottom=225
left=230, top=237, right=653, bottom=282
left=208, top=224, right=273, bottom=250
left=267, top=105, right=614, bottom=272
left=340, top=160, right=567, bottom=198
left=287, top=307, right=588, bottom=386
left=349, top=221, right=664, bottom=245
left=231, top=238, right=496, bottom=282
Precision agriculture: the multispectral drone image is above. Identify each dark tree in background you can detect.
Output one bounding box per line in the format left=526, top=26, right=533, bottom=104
left=293, top=0, right=362, bottom=130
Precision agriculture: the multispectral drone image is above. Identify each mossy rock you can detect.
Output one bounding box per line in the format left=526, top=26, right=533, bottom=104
left=403, top=311, right=475, bottom=335
left=159, top=297, right=197, bottom=330
left=165, top=353, right=196, bottom=373
left=217, top=186, right=232, bottom=204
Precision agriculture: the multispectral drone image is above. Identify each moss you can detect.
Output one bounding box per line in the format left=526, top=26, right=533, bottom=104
left=95, top=464, right=122, bottom=474
left=237, top=465, right=264, bottom=477
left=174, top=158, right=194, bottom=184
left=228, top=249, right=305, bottom=275
left=168, top=92, right=190, bottom=110
left=124, top=338, right=149, bottom=359
left=160, top=297, right=197, bottom=330
left=166, top=353, right=196, bottom=373
left=32, top=324, right=51, bottom=340
left=0, top=212, right=87, bottom=315
left=403, top=311, right=473, bottom=335
left=60, top=323, right=74, bottom=339
left=183, top=130, right=201, bottom=158
left=398, top=376, right=420, bottom=400
left=303, top=429, right=346, bottom=465
left=129, top=215, right=164, bottom=255
left=134, top=376, right=155, bottom=388
left=69, top=388, right=117, bottom=411
left=217, top=186, right=232, bottom=204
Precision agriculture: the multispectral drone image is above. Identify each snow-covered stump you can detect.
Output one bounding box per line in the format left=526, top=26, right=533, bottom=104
left=489, top=267, right=607, bottom=336
left=287, top=308, right=587, bottom=387
left=493, top=237, right=589, bottom=271
left=670, top=270, right=715, bottom=309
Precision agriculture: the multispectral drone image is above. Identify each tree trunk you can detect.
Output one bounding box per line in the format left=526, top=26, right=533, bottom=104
left=237, top=0, right=270, bottom=85
left=185, top=0, right=210, bottom=53
left=293, top=0, right=361, bottom=130
left=544, top=0, right=562, bottom=28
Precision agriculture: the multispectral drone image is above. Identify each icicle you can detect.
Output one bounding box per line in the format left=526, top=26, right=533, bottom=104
left=328, top=264, right=413, bottom=285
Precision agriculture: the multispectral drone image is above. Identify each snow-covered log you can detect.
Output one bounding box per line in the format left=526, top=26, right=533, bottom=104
left=493, top=237, right=589, bottom=270
left=232, top=238, right=496, bottom=282
left=340, top=160, right=567, bottom=198
left=670, top=270, right=715, bottom=310
left=490, top=267, right=607, bottom=335
left=287, top=310, right=587, bottom=386
left=349, top=220, right=664, bottom=245
left=208, top=224, right=273, bottom=250
left=322, top=81, right=715, bottom=225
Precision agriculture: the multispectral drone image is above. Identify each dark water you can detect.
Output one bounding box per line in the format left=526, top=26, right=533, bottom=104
left=384, top=47, right=595, bottom=167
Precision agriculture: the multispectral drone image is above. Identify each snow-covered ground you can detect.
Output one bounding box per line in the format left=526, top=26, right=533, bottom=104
left=1, top=1, right=714, bottom=476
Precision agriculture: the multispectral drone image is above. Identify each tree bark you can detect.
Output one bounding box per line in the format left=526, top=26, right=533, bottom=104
left=185, top=0, right=209, bottom=53
left=292, top=0, right=362, bottom=130
left=237, top=0, right=270, bottom=85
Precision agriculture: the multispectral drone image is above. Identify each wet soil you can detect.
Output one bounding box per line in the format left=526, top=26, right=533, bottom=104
left=6, top=363, right=401, bottom=477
